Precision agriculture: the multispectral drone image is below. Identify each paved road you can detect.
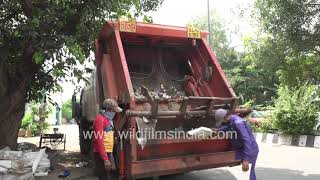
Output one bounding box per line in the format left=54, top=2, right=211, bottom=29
left=161, top=143, right=320, bottom=180
left=28, top=125, right=320, bottom=180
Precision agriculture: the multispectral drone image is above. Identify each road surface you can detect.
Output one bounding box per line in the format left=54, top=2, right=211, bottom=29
left=23, top=124, right=320, bottom=180
left=161, top=143, right=320, bottom=180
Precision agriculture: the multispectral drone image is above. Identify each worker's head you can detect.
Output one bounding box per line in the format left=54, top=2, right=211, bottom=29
left=102, top=99, right=123, bottom=120
left=214, top=109, right=230, bottom=127
left=102, top=99, right=123, bottom=112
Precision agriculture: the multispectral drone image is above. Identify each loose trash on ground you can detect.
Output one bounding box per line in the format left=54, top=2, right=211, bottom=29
left=0, top=146, right=50, bottom=180
left=75, top=161, right=88, bottom=168
left=17, top=142, right=39, bottom=152
left=58, top=170, right=71, bottom=178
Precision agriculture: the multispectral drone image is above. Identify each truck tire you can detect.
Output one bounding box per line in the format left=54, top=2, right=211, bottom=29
left=79, top=117, right=92, bottom=154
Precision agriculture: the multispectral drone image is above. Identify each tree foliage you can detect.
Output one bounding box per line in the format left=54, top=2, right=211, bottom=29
left=21, top=102, right=51, bottom=135
left=0, top=0, right=163, bottom=102
left=62, top=99, right=72, bottom=121
left=0, top=0, right=163, bottom=148
left=255, top=0, right=320, bottom=87
left=230, top=0, right=320, bottom=105
left=234, top=35, right=281, bottom=104
left=191, top=11, right=278, bottom=104
left=192, top=10, right=238, bottom=70
left=255, top=0, right=320, bottom=54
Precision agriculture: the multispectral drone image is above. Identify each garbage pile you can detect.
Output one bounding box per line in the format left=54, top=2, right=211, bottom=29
left=134, top=84, right=185, bottom=101
left=0, top=147, right=50, bottom=180
left=17, top=142, right=39, bottom=152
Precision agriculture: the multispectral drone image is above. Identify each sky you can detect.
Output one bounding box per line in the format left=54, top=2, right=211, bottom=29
left=149, top=0, right=256, bottom=47
left=61, top=0, right=256, bottom=100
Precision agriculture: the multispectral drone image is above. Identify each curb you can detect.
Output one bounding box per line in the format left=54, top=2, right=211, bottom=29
left=253, top=133, right=320, bottom=148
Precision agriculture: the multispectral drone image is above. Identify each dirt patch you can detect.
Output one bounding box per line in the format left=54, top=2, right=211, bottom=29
left=18, top=124, right=98, bottom=180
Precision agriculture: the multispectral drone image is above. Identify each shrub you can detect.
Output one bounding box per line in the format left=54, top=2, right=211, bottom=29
left=30, top=121, right=50, bottom=136
left=247, top=121, right=258, bottom=132
left=248, top=119, right=273, bottom=133
left=256, top=119, right=273, bottom=133
left=21, top=102, right=51, bottom=136
left=272, top=84, right=319, bottom=135
left=21, top=113, right=33, bottom=130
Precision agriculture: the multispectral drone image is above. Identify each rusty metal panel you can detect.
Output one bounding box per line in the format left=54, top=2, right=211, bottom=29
left=136, top=139, right=233, bottom=160
left=131, top=151, right=240, bottom=178
left=94, top=39, right=102, bottom=67
left=100, top=21, right=209, bottom=40
left=100, top=54, right=118, bottom=99
left=104, top=31, right=134, bottom=103
left=114, top=30, right=134, bottom=103
left=95, top=21, right=241, bottom=179
left=200, top=38, right=237, bottom=99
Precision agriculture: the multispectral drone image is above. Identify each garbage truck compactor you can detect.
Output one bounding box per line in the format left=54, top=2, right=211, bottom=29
left=73, top=21, right=248, bottom=179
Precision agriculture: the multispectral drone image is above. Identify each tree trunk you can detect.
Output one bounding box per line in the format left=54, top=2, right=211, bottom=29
left=0, top=48, right=38, bottom=149
left=0, top=91, right=26, bottom=149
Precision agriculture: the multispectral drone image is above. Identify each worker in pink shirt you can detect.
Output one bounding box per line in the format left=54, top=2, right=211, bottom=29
left=93, top=99, right=122, bottom=180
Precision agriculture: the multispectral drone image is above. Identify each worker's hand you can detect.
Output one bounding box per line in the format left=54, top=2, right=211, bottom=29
left=212, top=128, right=219, bottom=136
left=211, top=128, right=218, bottom=132
left=242, top=160, right=250, bottom=172
left=104, top=160, right=111, bottom=170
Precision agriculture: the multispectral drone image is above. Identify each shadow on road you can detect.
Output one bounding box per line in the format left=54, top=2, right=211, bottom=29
left=143, top=167, right=320, bottom=180
left=158, top=169, right=237, bottom=180
left=256, top=167, right=320, bottom=180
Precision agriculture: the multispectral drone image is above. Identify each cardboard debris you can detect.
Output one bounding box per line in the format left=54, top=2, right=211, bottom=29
left=0, top=147, right=50, bottom=180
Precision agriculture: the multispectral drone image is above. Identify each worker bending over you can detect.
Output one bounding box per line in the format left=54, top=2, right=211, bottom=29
left=214, top=109, right=259, bottom=180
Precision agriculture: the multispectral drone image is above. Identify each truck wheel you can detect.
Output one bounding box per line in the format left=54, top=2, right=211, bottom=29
left=79, top=117, right=91, bottom=154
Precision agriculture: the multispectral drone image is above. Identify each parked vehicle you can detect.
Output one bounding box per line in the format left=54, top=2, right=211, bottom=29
left=73, top=20, right=249, bottom=179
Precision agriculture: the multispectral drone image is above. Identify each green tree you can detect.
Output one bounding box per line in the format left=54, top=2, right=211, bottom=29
left=191, top=10, right=238, bottom=70
left=234, top=34, right=281, bottom=104
left=62, top=99, right=72, bottom=121
left=191, top=11, right=278, bottom=105
left=21, top=102, right=51, bottom=136
left=233, top=0, right=320, bottom=104
left=255, top=0, right=320, bottom=87
left=255, top=0, right=320, bottom=54
left=0, top=0, right=163, bottom=149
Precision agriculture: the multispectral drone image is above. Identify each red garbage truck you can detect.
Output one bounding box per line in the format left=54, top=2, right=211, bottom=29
left=74, top=20, right=247, bottom=179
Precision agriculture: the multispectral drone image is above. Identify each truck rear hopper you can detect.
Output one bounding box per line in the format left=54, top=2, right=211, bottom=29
left=94, top=21, right=242, bottom=179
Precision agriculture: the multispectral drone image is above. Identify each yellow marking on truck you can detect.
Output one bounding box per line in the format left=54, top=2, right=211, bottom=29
left=187, top=25, right=201, bottom=39
left=119, top=19, right=137, bottom=33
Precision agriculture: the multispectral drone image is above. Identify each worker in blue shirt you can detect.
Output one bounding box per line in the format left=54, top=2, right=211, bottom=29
left=214, top=109, right=259, bottom=180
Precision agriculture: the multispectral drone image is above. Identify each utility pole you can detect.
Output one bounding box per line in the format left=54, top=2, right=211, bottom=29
left=207, top=0, right=211, bottom=46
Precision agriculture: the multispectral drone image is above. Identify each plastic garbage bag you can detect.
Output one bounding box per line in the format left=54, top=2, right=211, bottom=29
left=187, top=127, right=213, bottom=139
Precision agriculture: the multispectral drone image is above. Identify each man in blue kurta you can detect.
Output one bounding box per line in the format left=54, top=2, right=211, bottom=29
left=214, top=109, right=259, bottom=180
